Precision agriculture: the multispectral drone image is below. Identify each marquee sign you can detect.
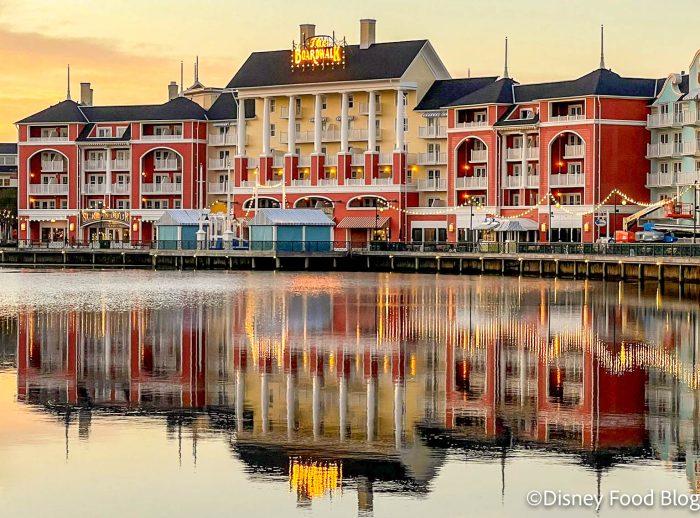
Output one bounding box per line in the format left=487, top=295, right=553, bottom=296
left=81, top=209, right=130, bottom=226
left=291, top=34, right=346, bottom=71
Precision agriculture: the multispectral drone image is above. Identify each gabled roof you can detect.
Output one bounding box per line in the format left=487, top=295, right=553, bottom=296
left=0, top=143, right=17, bottom=154
left=155, top=209, right=207, bottom=226
left=17, top=100, right=87, bottom=124
left=447, top=78, right=516, bottom=107
left=249, top=208, right=334, bottom=226
left=415, top=77, right=498, bottom=111
left=227, top=40, right=428, bottom=89
left=494, top=106, right=539, bottom=127
left=207, top=92, right=256, bottom=121
left=76, top=124, right=132, bottom=142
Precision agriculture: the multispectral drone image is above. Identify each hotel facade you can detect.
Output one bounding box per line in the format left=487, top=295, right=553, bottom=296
left=14, top=20, right=698, bottom=245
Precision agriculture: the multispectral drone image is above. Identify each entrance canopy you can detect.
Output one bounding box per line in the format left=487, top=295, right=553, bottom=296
left=337, top=216, right=390, bottom=229
left=475, top=218, right=537, bottom=232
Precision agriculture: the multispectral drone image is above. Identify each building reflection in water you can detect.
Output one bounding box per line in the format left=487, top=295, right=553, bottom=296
left=9, top=275, right=700, bottom=513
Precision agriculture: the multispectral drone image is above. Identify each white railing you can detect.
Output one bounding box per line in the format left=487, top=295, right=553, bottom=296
left=506, top=148, right=522, bottom=160
left=281, top=106, right=303, bottom=119
left=418, top=126, right=447, bottom=138
left=682, top=140, right=700, bottom=156
left=325, top=155, right=338, bottom=166
left=416, top=178, right=446, bottom=191
left=455, top=176, right=487, bottom=189
left=526, top=175, right=540, bottom=188
left=646, top=172, right=674, bottom=188
left=82, top=183, right=106, bottom=194
left=527, top=148, right=540, bottom=160
left=29, top=135, right=69, bottom=143
left=378, top=153, right=393, bottom=165
left=272, top=155, right=285, bottom=169
left=350, top=153, right=365, bottom=166
left=345, top=178, right=365, bottom=186
left=208, top=182, right=227, bottom=194
left=456, top=121, right=487, bottom=129
left=358, top=102, right=382, bottom=115
left=41, top=161, right=65, bottom=172
left=247, top=157, right=260, bottom=169
left=298, top=155, right=311, bottom=167
left=550, top=173, right=584, bottom=187
left=141, top=133, right=183, bottom=141
left=563, top=144, right=584, bottom=158
left=647, top=113, right=673, bottom=128
left=372, top=177, right=392, bottom=186
left=292, top=179, right=311, bottom=187
left=208, top=133, right=239, bottom=146
left=280, top=130, right=314, bottom=144
left=154, top=159, right=180, bottom=171
left=647, top=142, right=677, bottom=158
left=503, top=175, right=522, bottom=188
left=141, top=182, right=182, bottom=194
left=241, top=180, right=257, bottom=187
left=318, top=178, right=338, bottom=187
left=470, top=149, right=488, bottom=162
left=29, top=183, right=69, bottom=195
left=84, top=160, right=107, bottom=171
left=675, top=172, right=700, bottom=186
left=111, top=159, right=130, bottom=170
left=321, top=129, right=340, bottom=142
left=549, top=114, right=586, bottom=123
left=417, top=152, right=447, bottom=165
left=348, top=128, right=369, bottom=141
left=112, top=183, right=130, bottom=194
left=208, top=158, right=230, bottom=170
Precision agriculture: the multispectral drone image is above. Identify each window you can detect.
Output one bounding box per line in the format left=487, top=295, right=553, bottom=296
left=348, top=95, right=354, bottom=108
left=512, top=164, right=522, bottom=176
left=295, top=147, right=301, bottom=156
left=59, top=200, right=67, bottom=209
left=116, top=126, right=127, bottom=137
left=472, top=195, right=486, bottom=206
left=295, top=97, right=302, bottom=112
left=567, top=134, right=582, bottom=146
left=512, top=136, right=523, bottom=149
left=321, top=146, right=327, bottom=155
left=520, top=109, right=533, bottom=119
left=568, top=104, right=583, bottom=116
left=673, top=162, right=682, bottom=174
left=87, top=150, right=105, bottom=162
left=88, top=199, right=101, bottom=209
left=116, top=174, right=130, bottom=185
left=561, top=193, right=581, bottom=205
left=295, top=122, right=301, bottom=132
left=97, top=127, right=112, bottom=138
left=660, top=162, right=670, bottom=174
left=474, top=111, right=487, bottom=122
left=269, top=99, right=276, bottom=112
left=154, top=126, right=171, bottom=136
left=321, top=95, right=327, bottom=110
left=270, top=124, right=276, bottom=137
left=512, top=193, right=520, bottom=206
left=660, top=133, right=669, bottom=144
left=696, top=160, right=700, bottom=173
left=116, top=150, right=129, bottom=161
left=427, top=197, right=442, bottom=207
left=116, top=200, right=130, bottom=209
left=403, top=118, right=408, bottom=132
left=428, top=169, right=441, bottom=180
left=174, top=200, right=181, bottom=209
left=402, top=91, right=408, bottom=106
left=375, top=119, right=381, bottom=132
left=474, top=166, right=487, bottom=177
left=175, top=174, right=182, bottom=184
left=567, top=162, right=582, bottom=175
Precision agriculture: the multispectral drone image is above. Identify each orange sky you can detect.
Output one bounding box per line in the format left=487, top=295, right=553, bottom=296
left=1, top=0, right=698, bottom=141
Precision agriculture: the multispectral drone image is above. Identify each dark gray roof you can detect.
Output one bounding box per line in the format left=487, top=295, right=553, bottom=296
left=0, top=166, right=17, bottom=173
left=415, top=77, right=498, bottom=111
left=447, top=78, right=516, bottom=107
left=0, top=143, right=17, bottom=154
left=18, top=97, right=208, bottom=125
left=76, top=124, right=132, bottom=142
left=227, top=40, right=428, bottom=89
left=514, top=68, right=658, bottom=102
left=207, top=93, right=256, bottom=121
left=249, top=208, right=334, bottom=226
left=494, top=106, right=539, bottom=127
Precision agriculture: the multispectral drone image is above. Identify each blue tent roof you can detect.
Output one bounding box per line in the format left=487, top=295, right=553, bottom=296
left=249, top=208, right=334, bottom=226
left=155, top=209, right=208, bottom=226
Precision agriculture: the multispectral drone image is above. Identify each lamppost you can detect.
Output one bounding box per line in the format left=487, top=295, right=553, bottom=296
left=373, top=198, right=397, bottom=244
left=694, top=181, right=698, bottom=245
left=223, top=123, right=235, bottom=245
left=548, top=192, right=553, bottom=243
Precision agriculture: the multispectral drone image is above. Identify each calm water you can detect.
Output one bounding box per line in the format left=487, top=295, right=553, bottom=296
left=0, top=269, right=699, bottom=517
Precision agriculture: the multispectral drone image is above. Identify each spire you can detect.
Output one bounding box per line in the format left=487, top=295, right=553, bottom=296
left=66, top=64, right=72, bottom=101
left=467, top=67, right=471, bottom=79
left=195, top=56, right=199, bottom=84
left=599, top=24, right=606, bottom=69
left=180, top=60, right=184, bottom=96
left=502, top=37, right=509, bottom=79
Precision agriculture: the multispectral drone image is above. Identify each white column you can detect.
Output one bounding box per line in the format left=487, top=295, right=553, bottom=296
left=521, top=132, right=528, bottom=188
left=237, top=98, right=246, bottom=156
left=339, top=375, right=348, bottom=441
left=366, top=378, right=376, bottom=442
left=235, top=370, right=245, bottom=433
left=314, top=94, right=323, bottom=154
left=312, top=374, right=321, bottom=440
left=340, top=92, right=349, bottom=153
left=367, top=91, right=377, bottom=152
left=287, top=95, right=296, bottom=155
left=260, top=372, right=269, bottom=434
left=262, top=97, right=271, bottom=156
left=105, top=149, right=112, bottom=196
left=395, top=89, right=405, bottom=151
left=394, top=382, right=404, bottom=449
left=286, top=373, right=294, bottom=439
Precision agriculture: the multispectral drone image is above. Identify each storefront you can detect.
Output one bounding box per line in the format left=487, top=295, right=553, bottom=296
left=81, top=210, right=131, bottom=244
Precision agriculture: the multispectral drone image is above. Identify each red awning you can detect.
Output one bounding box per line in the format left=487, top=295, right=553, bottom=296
left=337, top=216, right=391, bottom=229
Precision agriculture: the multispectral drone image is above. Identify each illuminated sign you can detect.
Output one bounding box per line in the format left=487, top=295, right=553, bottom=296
left=291, top=35, right=346, bottom=71
left=81, top=210, right=130, bottom=225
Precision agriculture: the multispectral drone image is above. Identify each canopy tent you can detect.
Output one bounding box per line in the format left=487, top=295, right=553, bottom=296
left=337, top=216, right=391, bottom=229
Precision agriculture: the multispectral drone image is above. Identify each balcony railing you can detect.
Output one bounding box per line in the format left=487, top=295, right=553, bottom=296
left=272, top=155, right=285, bottom=169
left=648, top=109, right=698, bottom=128
left=318, top=178, right=338, bottom=187
left=41, top=161, right=65, bottom=172
left=418, top=126, right=447, bottom=138
left=345, top=178, right=364, bottom=186
left=321, top=129, right=340, bottom=142
left=647, top=142, right=682, bottom=158
left=372, top=177, right=393, bottom=186
left=208, top=158, right=231, bottom=170
left=29, top=135, right=69, bottom=143
left=208, top=133, right=240, bottom=146
left=141, top=182, right=182, bottom=194
left=526, top=175, right=540, bottom=188
left=455, top=176, right=487, bottom=189
left=281, top=106, right=303, bottom=119
left=82, top=183, right=107, bottom=195
left=280, top=130, right=314, bottom=144
left=506, top=148, right=522, bottom=160
left=358, top=102, right=382, bottom=115
left=84, top=159, right=107, bottom=171
left=416, top=178, right=446, bottom=191
left=417, top=152, right=447, bottom=165
left=348, top=128, right=369, bottom=141
left=563, top=144, right=584, bottom=159
left=503, top=175, right=522, bottom=188
left=646, top=172, right=674, bottom=188
left=298, top=155, right=311, bottom=167
left=247, top=157, right=260, bottom=169
left=112, top=183, right=131, bottom=195
left=470, top=149, right=487, bottom=162
left=549, top=114, right=586, bottom=123
left=456, top=121, right=487, bottom=129
left=682, top=140, right=700, bottom=156
left=154, top=159, right=180, bottom=171
left=141, top=133, right=183, bottom=141
left=208, top=182, right=227, bottom=194
left=292, top=179, right=311, bottom=187
left=527, top=148, right=540, bottom=160
left=350, top=153, right=365, bottom=167
left=378, top=153, right=393, bottom=165
left=111, top=159, right=130, bottom=170
left=549, top=173, right=584, bottom=187
left=29, top=183, right=69, bottom=195
left=675, top=172, right=700, bottom=186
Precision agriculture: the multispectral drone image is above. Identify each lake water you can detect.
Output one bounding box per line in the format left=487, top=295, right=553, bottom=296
left=0, top=269, right=699, bottom=517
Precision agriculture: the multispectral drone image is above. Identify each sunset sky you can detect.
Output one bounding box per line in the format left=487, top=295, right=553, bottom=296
left=0, top=0, right=698, bottom=141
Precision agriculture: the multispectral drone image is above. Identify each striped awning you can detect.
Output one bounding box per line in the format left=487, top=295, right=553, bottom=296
left=337, top=216, right=390, bottom=229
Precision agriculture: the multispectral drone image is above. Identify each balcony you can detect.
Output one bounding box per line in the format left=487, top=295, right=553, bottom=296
left=350, top=153, right=365, bottom=167
left=372, top=177, right=393, bottom=186
left=141, top=133, right=183, bottom=141
left=318, top=178, right=338, bottom=187
left=321, top=129, right=340, bottom=142
left=281, top=106, right=303, bottom=119
left=154, top=159, right=180, bottom=171
left=418, top=126, right=447, bottom=139
left=208, top=158, right=231, bottom=170
left=526, top=175, right=540, bottom=188
left=41, top=161, right=65, bottom=172
left=280, top=130, right=314, bottom=144
left=456, top=121, right=488, bottom=129
left=291, top=179, right=311, bottom=187
left=29, top=183, right=69, bottom=195
left=549, top=114, right=586, bottom=123
left=111, top=159, right=130, bottom=170
left=325, top=155, right=338, bottom=167
left=358, top=102, right=382, bottom=115
left=348, top=128, right=369, bottom=141
left=208, top=182, right=227, bottom=194
left=378, top=153, right=393, bottom=165
left=298, top=155, right=311, bottom=167
left=345, top=178, right=365, bottom=186
left=82, top=183, right=107, bottom=195
left=675, top=171, right=700, bottom=186
left=416, top=178, right=446, bottom=191
left=272, top=155, right=284, bottom=169
left=682, top=140, right=700, bottom=156
left=648, top=108, right=698, bottom=128
left=84, top=159, right=107, bottom=171
left=549, top=173, right=584, bottom=187
left=527, top=148, right=540, bottom=160
left=506, top=148, right=522, bottom=160
left=563, top=144, right=584, bottom=159
left=29, top=135, right=69, bottom=143
left=470, top=149, right=487, bottom=162
left=141, top=182, right=182, bottom=194
left=112, top=183, right=130, bottom=195
left=646, top=172, right=674, bottom=188
left=456, top=176, right=487, bottom=189
left=247, top=157, right=260, bottom=169
left=503, top=175, right=522, bottom=188
left=208, top=132, right=240, bottom=146
left=417, top=152, right=447, bottom=165
left=647, top=142, right=682, bottom=158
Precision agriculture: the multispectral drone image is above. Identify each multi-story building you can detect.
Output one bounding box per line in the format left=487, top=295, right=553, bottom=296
left=643, top=50, right=700, bottom=234
left=0, top=143, right=17, bottom=189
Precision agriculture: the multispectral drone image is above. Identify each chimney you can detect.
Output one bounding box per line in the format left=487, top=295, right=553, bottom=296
left=168, top=81, right=179, bottom=101
left=80, top=82, right=93, bottom=106
left=360, top=19, right=376, bottom=49
left=299, top=24, right=315, bottom=44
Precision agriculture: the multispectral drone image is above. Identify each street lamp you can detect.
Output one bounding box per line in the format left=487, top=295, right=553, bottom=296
left=223, top=122, right=235, bottom=245
left=694, top=181, right=699, bottom=245
left=373, top=198, right=397, bottom=244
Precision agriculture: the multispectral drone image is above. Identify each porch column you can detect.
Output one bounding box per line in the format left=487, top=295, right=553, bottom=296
left=105, top=149, right=112, bottom=208
left=340, top=92, right=349, bottom=153
left=314, top=94, right=323, bottom=154
left=367, top=91, right=377, bottom=151
left=287, top=95, right=296, bottom=155
left=237, top=99, right=246, bottom=156
left=395, top=89, right=405, bottom=151
left=262, top=97, right=271, bottom=156
left=521, top=132, right=528, bottom=191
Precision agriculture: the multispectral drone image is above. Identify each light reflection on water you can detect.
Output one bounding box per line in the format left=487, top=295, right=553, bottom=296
left=0, top=269, right=699, bottom=517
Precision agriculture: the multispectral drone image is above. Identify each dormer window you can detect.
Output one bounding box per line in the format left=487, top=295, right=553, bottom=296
left=154, top=126, right=171, bottom=136
left=474, top=111, right=487, bottom=122
left=568, top=104, right=583, bottom=116
left=97, top=127, right=112, bottom=138
left=520, top=109, right=533, bottom=119
left=116, top=126, right=127, bottom=137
